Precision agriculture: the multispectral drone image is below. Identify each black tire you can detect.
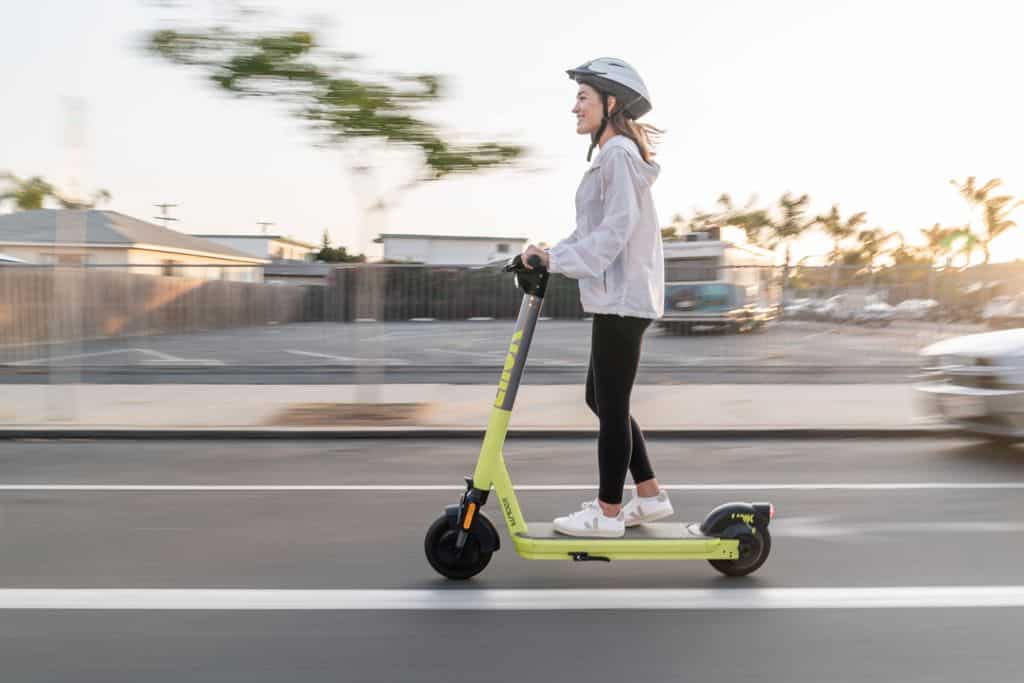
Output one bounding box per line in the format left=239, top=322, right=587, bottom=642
left=424, top=514, right=493, bottom=580
left=709, top=528, right=771, bottom=577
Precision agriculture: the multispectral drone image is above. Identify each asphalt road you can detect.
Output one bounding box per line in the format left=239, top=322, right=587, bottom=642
left=0, top=319, right=973, bottom=384
left=0, top=436, right=1022, bottom=681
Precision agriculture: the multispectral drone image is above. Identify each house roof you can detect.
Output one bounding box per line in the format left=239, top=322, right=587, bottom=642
left=0, top=210, right=264, bottom=262
left=373, top=233, right=528, bottom=243
left=192, top=234, right=319, bottom=249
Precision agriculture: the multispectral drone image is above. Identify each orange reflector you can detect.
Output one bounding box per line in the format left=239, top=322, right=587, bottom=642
left=463, top=502, right=477, bottom=530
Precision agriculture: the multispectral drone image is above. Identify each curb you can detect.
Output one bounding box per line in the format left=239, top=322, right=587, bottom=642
left=0, top=427, right=959, bottom=440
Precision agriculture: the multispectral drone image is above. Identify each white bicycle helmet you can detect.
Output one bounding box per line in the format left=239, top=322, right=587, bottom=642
left=567, top=57, right=652, bottom=160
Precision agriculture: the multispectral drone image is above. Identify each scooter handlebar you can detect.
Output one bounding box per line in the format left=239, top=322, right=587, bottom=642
left=503, top=253, right=547, bottom=273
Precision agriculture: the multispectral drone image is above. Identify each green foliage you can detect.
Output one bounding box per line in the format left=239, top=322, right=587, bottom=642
left=0, top=172, right=112, bottom=211
left=316, top=230, right=365, bottom=262
left=145, top=24, right=525, bottom=182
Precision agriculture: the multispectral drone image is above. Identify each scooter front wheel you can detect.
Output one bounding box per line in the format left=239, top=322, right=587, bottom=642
left=709, top=528, right=771, bottom=577
left=424, top=514, right=493, bottom=580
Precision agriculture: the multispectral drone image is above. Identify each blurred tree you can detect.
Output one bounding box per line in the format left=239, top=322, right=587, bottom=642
left=57, top=188, right=113, bottom=210
left=856, top=227, right=892, bottom=272
left=0, top=172, right=112, bottom=211
left=743, top=193, right=816, bottom=310
left=815, top=204, right=867, bottom=265
left=920, top=223, right=960, bottom=269
left=949, top=176, right=1021, bottom=264
left=0, top=173, right=56, bottom=210
left=145, top=21, right=525, bottom=209
left=661, top=212, right=686, bottom=240
left=947, top=226, right=981, bottom=268
left=316, top=229, right=365, bottom=263
left=979, top=194, right=1022, bottom=263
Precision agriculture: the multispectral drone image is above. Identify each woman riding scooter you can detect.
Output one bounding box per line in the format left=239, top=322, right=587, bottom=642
left=522, top=58, right=670, bottom=538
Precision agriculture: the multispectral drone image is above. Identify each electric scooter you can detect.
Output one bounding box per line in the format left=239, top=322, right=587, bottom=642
left=424, top=254, right=774, bottom=580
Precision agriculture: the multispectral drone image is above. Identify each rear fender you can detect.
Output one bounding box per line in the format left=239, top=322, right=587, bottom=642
left=699, top=501, right=772, bottom=536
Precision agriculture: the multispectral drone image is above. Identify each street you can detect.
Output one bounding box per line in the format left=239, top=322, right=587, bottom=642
left=0, top=436, right=1021, bottom=681
left=0, top=319, right=982, bottom=385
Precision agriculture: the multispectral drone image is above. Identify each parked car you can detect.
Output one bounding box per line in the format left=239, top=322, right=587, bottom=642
left=916, top=328, right=1024, bottom=442
left=893, top=298, right=940, bottom=321
left=982, top=295, right=1024, bottom=330
left=856, top=301, right=895, bottom=326
left=659, top=281, right=773, bottom=334
left=818, top=291, right=893, bottom=326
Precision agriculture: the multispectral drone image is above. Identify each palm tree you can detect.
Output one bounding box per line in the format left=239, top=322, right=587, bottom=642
left=947, top=226, right=981, bottom=268
left=978, top=195, right=1021, bottom=262
left=815, top=204, right=867, bottom=264
left=0, top=173, right=57, bottom=210
left=949, top=176, right=1018, bottom=264
left=856, top=227, right=893, bottom=272
left=735, top=192, right=815, bottom=312
left=920, top=223, right=959, bottom=268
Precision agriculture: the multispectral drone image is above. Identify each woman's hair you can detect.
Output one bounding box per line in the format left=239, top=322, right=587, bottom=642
left=607, top=106, right=663, bottom=164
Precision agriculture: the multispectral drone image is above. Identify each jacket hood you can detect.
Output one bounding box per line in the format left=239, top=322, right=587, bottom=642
left=593, top=135, right=660, bottom=187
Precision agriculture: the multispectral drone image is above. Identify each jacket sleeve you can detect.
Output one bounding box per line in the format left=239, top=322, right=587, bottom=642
left=547, top=149, right=641, bottom=280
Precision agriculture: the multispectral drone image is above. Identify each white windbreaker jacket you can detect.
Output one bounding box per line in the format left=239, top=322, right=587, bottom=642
left=547, top=135, right=664, bottom=319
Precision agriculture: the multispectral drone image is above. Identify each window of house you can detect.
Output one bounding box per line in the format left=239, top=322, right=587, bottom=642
left=496, top=243, right=509, bottom=253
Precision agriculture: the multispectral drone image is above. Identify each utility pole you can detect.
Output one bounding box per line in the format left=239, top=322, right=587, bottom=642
left=154, top=203, right=179, bottom=229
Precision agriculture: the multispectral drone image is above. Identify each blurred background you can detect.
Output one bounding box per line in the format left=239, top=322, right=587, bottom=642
left=5, top=3, right=1024, bottom=681
left=2, top=0, right=1023, bottom=433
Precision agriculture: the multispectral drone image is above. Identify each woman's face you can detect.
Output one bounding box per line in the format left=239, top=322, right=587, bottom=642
left=572, top=83, right=608, bottom=136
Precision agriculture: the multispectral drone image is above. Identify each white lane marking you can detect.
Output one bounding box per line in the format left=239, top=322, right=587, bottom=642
left=1, top=587, right=1023, bottom=610
left=2, top=483, right=1023, bottom=492
left=9, top=349, right=223, bottom=366
left=10, top=349, right=140, bottom=365
left=283, top=349, right=409, bottom=366
left=772, top=516, right=1024, bottom=538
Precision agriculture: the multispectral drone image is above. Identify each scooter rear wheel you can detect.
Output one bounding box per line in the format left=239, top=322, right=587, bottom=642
left=709, top=528, right=771, bottom=577
left=424, top=515, right=492, bottom=580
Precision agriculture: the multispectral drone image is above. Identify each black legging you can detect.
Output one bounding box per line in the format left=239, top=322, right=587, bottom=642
left=585, top=313, right=655, bottom=505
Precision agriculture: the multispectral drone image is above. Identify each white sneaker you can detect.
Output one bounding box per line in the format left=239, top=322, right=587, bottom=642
left=553, top=499, right=625, bottom=538
left=622, top=490, right=674, bottom=527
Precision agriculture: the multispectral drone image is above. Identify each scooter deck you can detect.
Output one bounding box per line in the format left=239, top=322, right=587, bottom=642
left=519, top=522, right=709, bottom=540
left=511, top=522, right=740, bottom=561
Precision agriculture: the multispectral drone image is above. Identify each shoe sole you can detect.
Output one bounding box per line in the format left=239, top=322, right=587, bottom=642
left=624, top=507, right=675, bottom=528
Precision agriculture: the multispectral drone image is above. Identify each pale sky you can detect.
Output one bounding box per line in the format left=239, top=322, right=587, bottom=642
left=3, top=0, right=1023, bottom=263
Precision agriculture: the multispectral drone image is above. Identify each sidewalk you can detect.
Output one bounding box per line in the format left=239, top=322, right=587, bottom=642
left=0, top=383, right=941, bottom=434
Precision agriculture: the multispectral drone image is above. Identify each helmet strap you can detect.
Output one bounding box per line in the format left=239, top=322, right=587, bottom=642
left=587, top=92, right=611, bottom=162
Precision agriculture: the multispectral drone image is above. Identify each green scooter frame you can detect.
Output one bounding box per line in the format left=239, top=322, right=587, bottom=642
left=424, top=254, right=774, bottom=580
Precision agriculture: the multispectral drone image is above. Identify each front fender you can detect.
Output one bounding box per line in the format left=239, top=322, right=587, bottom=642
left=445, top=504, right=501, bottom=553
left=699, top=501, right=772, bottom=536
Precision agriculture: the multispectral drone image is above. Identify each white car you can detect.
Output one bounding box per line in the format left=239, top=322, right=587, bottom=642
left=894, top=298, right=940, bottom=321
left=982, top=295, right=1024, bottom=329
left=916, top=328, right=1024, bottom=441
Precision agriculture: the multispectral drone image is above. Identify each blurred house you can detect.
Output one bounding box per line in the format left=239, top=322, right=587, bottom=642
left=190, top=233, right=319, bottom=262
left=0, top=209, right=266, bottom=281
left=373, top=233, right=528, bottom=265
